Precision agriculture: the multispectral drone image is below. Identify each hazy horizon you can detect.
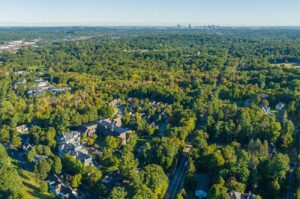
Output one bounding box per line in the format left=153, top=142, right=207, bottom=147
left=1, top=0, right=299, bottom=27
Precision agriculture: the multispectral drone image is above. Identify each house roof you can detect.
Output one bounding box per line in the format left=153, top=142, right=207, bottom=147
left=77, top=122, right=98, bottom=134
left=16, top=124, right=28, bottom=133
left=97, top=119, right=128, bottom=136
left=47, top=175, right=77, bottom=199
left=61, top=131, right=81, bottom=142
left=229, top=190, right=256, bottom=199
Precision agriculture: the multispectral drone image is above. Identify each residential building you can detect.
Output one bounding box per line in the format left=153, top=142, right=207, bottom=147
left=97, top=119, right=130, bottom=145
left=14, top=79, right=27, bottom=89
left=276, top=102, right=285, bottom=111
left=22, top=143, right=33, bottom=153
left=261, top=106, right=271, bottom=115
left=47, top=175, right=78, bottom=199
left=34, top=78, right=48, bottom=88
left=229, top=190, right=257, bottom=199
left=58, top=131, right=93, bottom=166
left=78, top=122, right=98, bottom=137
left=16, top=124, right=28, bottom=134
left=58, top=131, right=81, bottom=145
left=111, top=117, right=122, bottom=127
left=17, top=79, right=27, bottom=84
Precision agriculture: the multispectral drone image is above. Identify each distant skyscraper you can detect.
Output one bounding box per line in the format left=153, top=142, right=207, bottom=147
left=188, top=24, right=192, bottom=29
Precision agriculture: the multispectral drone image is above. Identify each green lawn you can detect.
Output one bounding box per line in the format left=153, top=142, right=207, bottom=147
left=271, top=62, right=300, bottom=69
left=19, top=170, right=53, bottom=199
left=27, top=65, right=48, bottom=71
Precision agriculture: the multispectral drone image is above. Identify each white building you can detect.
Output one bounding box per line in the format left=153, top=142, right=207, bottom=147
left=276, top=102, right=285, bottom=111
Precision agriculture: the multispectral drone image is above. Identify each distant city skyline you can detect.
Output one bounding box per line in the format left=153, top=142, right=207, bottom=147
left=0, top=0, right=299, bottom=26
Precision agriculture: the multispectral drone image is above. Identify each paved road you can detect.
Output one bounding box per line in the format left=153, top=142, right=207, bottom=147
left=165, top=155, right=188, bottom=199
left=284, top=128, right=298, bottom=199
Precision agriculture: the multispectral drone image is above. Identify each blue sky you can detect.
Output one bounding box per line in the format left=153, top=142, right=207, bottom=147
left=0, top=0, right=299, bottom=26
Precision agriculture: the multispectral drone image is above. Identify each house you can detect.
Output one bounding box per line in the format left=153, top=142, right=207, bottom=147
left=14, top=79, right=27, bottom=89
left=14, top=71, right=27, bottom=75
left=47, top=175, right=78, bottom=199
left=97, top=119, right=130, bottom=145
left=109, top=99, right=121, bottom=106
left=58, top=131, right=93, bottom=166
left=78, top=122, right=98, bottom=137
left=52, top=87, right=69, bottom=94
left=276, top=102, right=285, bottom=111
left=75, top=147, right=93, bottom=166
left=37, top=81, right=48, bottom=88
left=259, top=94, right=269, bottom=99
left=22, top=143, right=33, bottom=153
left=58, top=131, right=81, bottom=156
left=77, top=117, right=131, bottom=145
left=58, top=141, right=80, bottom=157
left=20, top=134, right=32, bottom=154
left=111, top=117, right=122, bottom=127
left=34, top=78, right=48, bottom=88
left=34, top=78, right=44, bottom=83
left=229, top=190, right=257, bottom=199
left=261, top=106, right=271, bottom=115
left=33, top=155, right=48, bottom=163
left=17, top=79, right=26, bottom=84
left=58, top=143, right=92, bottom=166
left=16, top=124, right=28, bottom=134
left=59, top=131, right=81, bottom=145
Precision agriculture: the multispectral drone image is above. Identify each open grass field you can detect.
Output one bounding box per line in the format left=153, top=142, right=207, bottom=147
left=271, top=62, right=300, bottom=68
left=19, top=170, right=53, bottom=199
left=27, top=65, right=48, bottom=71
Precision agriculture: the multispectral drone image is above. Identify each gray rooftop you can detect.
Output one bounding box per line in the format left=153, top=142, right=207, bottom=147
left=97, top=119, right=128, bottom=136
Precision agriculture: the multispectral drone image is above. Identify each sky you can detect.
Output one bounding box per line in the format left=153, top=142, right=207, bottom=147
left=0, top=0, right=299, bottom=26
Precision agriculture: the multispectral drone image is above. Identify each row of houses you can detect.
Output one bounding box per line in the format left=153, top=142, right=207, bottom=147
left=58, top=119, right=132, bottom=166
left=14, top=118, right=132, bottom=198
left=0, top=40, right=37, bottom=51
left=28, top=78, right=69, bottom=96
left=195, top=190, right=257, bottom=199
left=14, top=77, right=69, bottom=96
left=16, top=116, right=131, bottom=163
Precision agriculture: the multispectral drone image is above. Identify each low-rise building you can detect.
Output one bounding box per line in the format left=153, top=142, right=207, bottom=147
left=47, top=175, right=78, bottom=199
left=78, top=122, right=98, bottom=137
left=276, top=102, right=285, bottom=111
left=58, top=131, right=93, bottom=166
left=14, top=79, right=27, bottom=89
left=78, top=119, right=131, bottom=145
left=97, top=119, right=130, bottom=145
left=261, top=106, right=271, bottom=115
left=16, top=124, right=28, bottom=134
left=34, top=78, right=48, bottom=88
left=229, top=190, right=257, bottom=199
left=58, top=131, right=81, bottom=145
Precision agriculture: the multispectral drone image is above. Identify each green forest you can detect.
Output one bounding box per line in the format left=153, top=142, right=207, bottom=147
left=0, top=27, right=300, bottom=199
